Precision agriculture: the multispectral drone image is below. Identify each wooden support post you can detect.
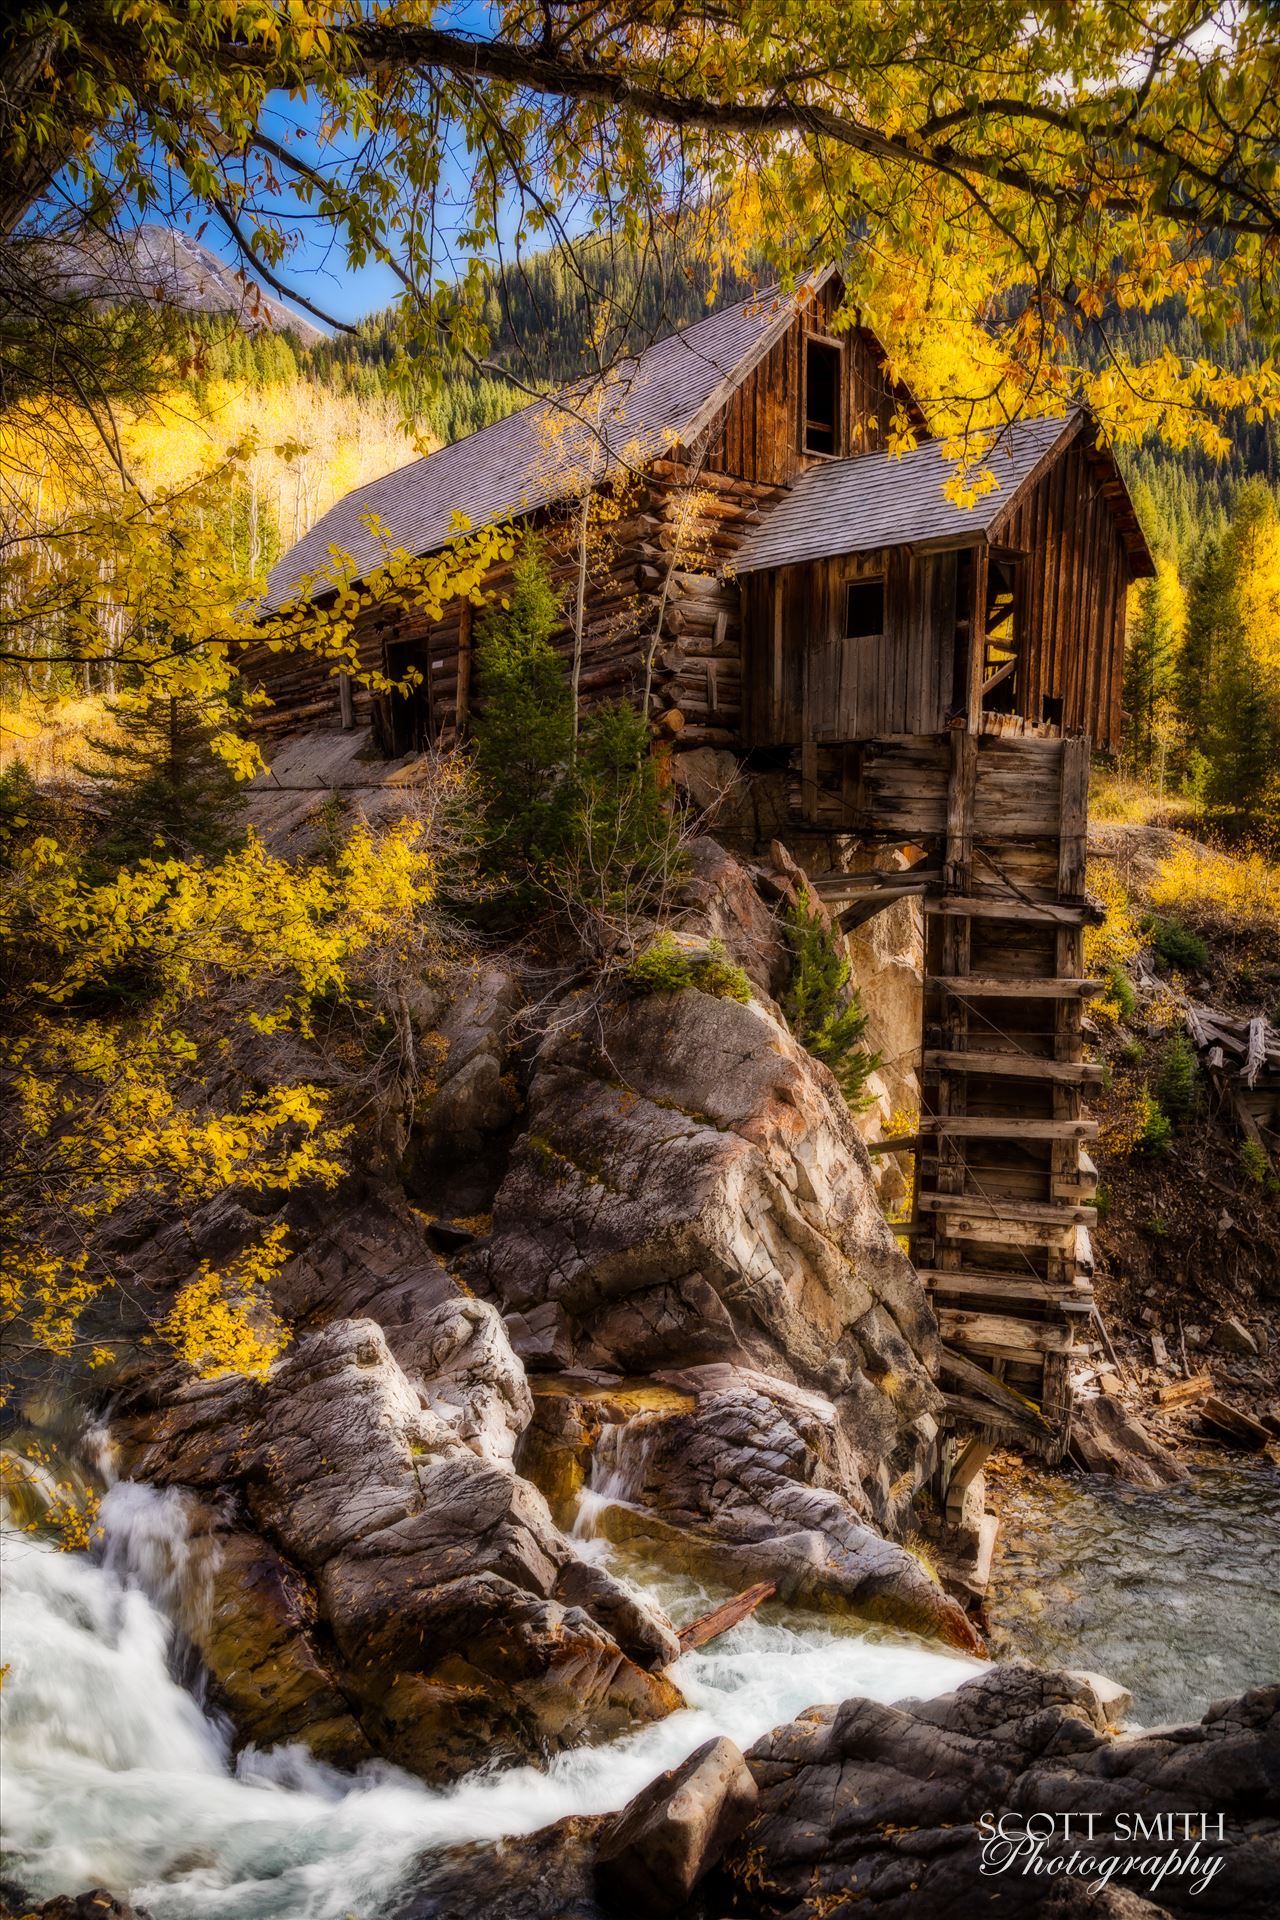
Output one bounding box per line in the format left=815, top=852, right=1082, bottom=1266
left=455, top=601, right=473, bottom=740
left=337, top=672, right=355, bottom=731
left=966, top=545, right=989, bottom=732
left=1057, top=735, right=1090, bottom=899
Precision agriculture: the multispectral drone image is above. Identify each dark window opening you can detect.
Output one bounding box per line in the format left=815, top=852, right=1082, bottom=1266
left=846, top=577, right=885, bottom=639
left=804, top=339, right=842, bottom=455
left=981, top=555, right=1021, bottom=714
left=1041, top=693, right=1064, bottom=727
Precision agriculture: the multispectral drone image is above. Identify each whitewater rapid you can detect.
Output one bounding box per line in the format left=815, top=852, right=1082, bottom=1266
left=1, top=1483, right=980, bottom=1919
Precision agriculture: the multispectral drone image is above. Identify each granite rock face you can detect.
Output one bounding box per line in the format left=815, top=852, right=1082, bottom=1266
left=594, top=1735, right=758, bottom=1916
left=110, top=1201, right=681, bottom=1784
left=718, top=1663, right=1280, bottom=1917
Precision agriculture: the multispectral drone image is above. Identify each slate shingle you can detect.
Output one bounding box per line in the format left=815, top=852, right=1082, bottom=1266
left=260, top=283, right=813, bottom=611
left=731, top=413, right=1079, bottom=574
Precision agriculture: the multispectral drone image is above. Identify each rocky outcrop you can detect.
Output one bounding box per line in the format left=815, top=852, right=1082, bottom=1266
left=477, top=974, right=938, bottom=1416
left=717, top=1664, right=1280, bottom=1917
left=112, top=1292, right=680, bottom=1782
left=594, top=1735, right=758, bottom=1916
left=528, top=1365, right=980, bottom=1653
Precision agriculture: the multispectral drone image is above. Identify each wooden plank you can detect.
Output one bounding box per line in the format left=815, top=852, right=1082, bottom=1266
left=923, top=1049, right=1105, bottom=1084
left=937, top=1309, right=1077, bottom=1356
left=917, top=1192, right=1097, bottom=1227
left=932, top=974, right=1105, bottom=999
left=922, top=1271, right=1093, bottom=1308
left=909, top=1116, right=1098, bottom=1141
left=930, top=896, right=1095, bottom=926
left=677, top=1581, right=777, bottom=1653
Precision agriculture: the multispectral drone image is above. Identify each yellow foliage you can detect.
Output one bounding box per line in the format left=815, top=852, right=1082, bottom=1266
left=160, top=1227, right=290, bottom=1380
left=1149, top=842, right=1280, bottom=937
left=0, top=815, right=440, bottom=1380
left=1084, top=864, right=1145, bottom=980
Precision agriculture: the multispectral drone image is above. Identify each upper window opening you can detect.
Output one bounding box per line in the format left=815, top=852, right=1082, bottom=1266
left=804, top=339, right=842, bottom=455
left=846, top=577, right=885, bottom=639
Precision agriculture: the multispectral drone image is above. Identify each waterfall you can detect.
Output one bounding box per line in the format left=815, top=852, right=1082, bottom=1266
left=1, top=1480, right=980, bottom=1919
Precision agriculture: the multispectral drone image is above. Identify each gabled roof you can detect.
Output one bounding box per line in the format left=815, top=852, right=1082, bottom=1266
left=261, top=277, right=837, bottom=612
left=732, top=412, right=1154, bottom=577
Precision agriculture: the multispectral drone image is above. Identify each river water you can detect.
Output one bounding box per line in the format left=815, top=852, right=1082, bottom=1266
left=985, top=1459, right=1280, bottom=1725
left=3, top=1458, right=1278, bottom=1918
left=0, top=1481, right=978, bottom=1920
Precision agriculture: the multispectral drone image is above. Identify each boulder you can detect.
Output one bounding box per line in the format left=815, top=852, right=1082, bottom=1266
left=595, top=1736, right=758, bottom=1916
left=540, top=1366, right=981, bottom=1655
left=1068, top=1394, right=1187, bottom=1487
left=476, top=977, right=939, bottom=1421
left=112, top=1315, right=682, bottom=1782
left=718, top=1664, right=1280, bottom=1917
left=1067, top=1667, right=1134, bottom=1725
left=1214, top=1315, right=1259, bottom=1357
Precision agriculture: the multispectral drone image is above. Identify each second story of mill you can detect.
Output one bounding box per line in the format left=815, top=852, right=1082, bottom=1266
left=249, top=265, right=1153, bottom=770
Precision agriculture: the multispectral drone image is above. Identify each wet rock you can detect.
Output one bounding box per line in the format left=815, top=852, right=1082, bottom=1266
left=4, top=1896, right=147, bottom=1920
left=1068, top=1394, right=1187, bottom=1488
left=113, top=1317, right=681, bottom=1782
left=719, top=1664, right=1280, bottom=1917
left=594, top=1735, right=758, bottom=1916
left=548, top=1366, right=981, bottom=1655
left=1066, top=1667, right=1134, bottom=1725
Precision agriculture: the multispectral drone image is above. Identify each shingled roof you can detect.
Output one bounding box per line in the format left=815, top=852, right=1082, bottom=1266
left=732, top=411, right=1153, bottom=576
left=261, top=279, right=827, bottom=612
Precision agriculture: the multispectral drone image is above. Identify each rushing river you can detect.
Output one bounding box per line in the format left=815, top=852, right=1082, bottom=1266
left=5, top=1455, right=1279, bottom=1918
left=0, top=1481, right=978, bottom=1920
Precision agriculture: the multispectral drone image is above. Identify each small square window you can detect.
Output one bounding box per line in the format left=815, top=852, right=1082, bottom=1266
left=846, top=578, right=885, bottom=639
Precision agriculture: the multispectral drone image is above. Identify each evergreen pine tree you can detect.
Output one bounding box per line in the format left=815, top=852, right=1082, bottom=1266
left=88, top=687, right=246, bottom=873
left=472, top=534, right=574, bottom=870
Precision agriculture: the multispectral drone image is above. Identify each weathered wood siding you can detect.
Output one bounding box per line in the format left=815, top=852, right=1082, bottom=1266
left=743, top=546, right=958, bottom=745
left=704, top=286, right=903, bottom=486
left=743, top=437, right=1134, bottom=753
left=996, top=437, right=1130, bottom=751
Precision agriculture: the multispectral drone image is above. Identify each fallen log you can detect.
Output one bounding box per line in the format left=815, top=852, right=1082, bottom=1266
left=677, top=1582, right=776, bottom=1654
left=1155, top=1374, right=1213, bottom=1408
left=1200, top=1395, right=1272, bottom=1452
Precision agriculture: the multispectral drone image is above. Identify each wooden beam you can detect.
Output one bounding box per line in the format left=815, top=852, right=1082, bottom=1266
left=931, top=974, right=1105, bottom=999
left=930, top=895, right=1096, bottom=926
left=937, top=1309, right=1077, bottom=1356
left=917, top=1192, right=1097, bottom=1228
left=923, top=1048, right=1105, bottom=1084
left=917, top=1116, right=1098, bottom=1141
left=922, top=1271, right=1094, bottom=1310
left=455, top=601, right=473, bottom=738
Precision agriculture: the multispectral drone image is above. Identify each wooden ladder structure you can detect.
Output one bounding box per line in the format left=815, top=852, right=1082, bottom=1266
left=790, top=725, right=1101, bottom=1465
left=907, top=730, right=1097, bottom=1463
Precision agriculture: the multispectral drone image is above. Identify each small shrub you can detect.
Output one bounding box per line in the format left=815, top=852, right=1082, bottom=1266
left=694, top=937, right=752, bottom=1003
left=1094, top=1181, right=1110, bottom=1221
left=625, top=931, right=693, bottom=994
left=1120, top=1037, right=1144, bottom=1065
left=1240, top=1139, right=1268, bottom=1186
left=1104, top=965, right=1138, bottom=1021
left=1147, top=915, right=1210, bottom=975
left=1155, top=1027, right=1200, bottom=1127
left=1136, top=1091, right=1173, bottom=1156
left=625, top=933, right=752, bottom=1003
left=782, top=888, right=881, bottom=1108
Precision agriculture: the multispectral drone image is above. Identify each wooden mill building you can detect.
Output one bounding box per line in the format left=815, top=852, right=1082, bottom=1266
left=252, top=269, right=1154, bottom=1472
